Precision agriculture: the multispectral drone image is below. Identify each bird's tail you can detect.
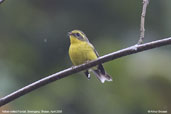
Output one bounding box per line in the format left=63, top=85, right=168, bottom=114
left=92, top=69, right=112, bottom=83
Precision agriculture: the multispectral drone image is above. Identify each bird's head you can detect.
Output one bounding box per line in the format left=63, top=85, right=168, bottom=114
left=68, top=30, right=89, bottom=43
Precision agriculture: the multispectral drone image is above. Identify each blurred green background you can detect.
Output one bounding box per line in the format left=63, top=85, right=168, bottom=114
left=0, top=0, right=171, bottom=114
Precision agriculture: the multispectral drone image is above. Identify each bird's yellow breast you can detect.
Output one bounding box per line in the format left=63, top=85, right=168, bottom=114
left=69, top=37, right=97, bottom=65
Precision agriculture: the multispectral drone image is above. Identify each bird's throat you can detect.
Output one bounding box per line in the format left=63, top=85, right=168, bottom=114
left=70, top=36, right=82, bottom=44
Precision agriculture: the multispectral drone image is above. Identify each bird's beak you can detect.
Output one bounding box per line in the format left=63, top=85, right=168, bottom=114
left=68, top=32, right=72, bottom=36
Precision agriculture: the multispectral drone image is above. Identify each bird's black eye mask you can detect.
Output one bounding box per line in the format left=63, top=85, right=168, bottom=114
left=73, top=33, right=84, bottom=40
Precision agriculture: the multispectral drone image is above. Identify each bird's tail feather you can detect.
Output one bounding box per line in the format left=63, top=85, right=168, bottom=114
left=92, top=70, right=112, bottom=83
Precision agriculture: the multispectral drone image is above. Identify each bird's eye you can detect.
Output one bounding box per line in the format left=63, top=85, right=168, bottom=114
left=76, top=33, right=80, bottom=37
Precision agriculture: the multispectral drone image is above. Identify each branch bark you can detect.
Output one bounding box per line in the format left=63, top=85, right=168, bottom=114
left=138, top=0, right=149, bottom=44
left=0, top=37, right=171, bottom=107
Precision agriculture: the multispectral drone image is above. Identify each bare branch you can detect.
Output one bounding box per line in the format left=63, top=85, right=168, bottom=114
left=0, top=37, right=171, bottom=107
left=138, top=0, right=150, bottom=44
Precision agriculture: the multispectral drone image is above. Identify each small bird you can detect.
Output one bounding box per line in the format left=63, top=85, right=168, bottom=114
left=68, top=30, right=112, bottom=83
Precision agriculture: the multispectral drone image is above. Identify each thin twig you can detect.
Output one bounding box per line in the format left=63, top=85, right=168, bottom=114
left=138, top=0, right=149, bottom=44
left=0, top=37, right=171, bottom=107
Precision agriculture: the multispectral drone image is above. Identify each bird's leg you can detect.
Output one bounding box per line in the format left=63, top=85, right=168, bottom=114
left=85, top=60, right=91, bottom=64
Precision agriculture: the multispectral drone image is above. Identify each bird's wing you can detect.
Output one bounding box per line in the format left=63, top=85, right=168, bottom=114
left=88, top=42, right=105, bottom=74
left=88, top=42, right=99, bottom=57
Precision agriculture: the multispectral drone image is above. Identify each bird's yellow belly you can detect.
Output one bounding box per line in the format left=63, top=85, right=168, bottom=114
left=69, top=42, right=97, bottom=65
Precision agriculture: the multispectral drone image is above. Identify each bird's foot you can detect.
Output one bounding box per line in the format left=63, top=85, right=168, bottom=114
left=71, top=65, right=76, bottom=69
